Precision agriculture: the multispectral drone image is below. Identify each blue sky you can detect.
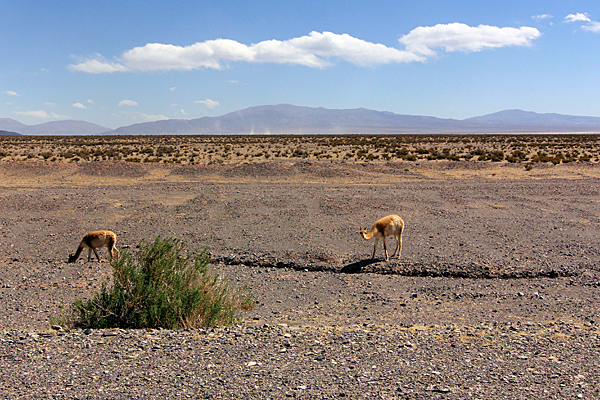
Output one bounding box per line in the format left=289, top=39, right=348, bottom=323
left=2, top=1, right=600, bottom=129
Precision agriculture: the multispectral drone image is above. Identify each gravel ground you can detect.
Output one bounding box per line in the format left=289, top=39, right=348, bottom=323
left=0, top=159, right=599, bottom=399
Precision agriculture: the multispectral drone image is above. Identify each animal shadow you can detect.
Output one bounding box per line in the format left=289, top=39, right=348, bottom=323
left=340, top=258, right=381, bottom=274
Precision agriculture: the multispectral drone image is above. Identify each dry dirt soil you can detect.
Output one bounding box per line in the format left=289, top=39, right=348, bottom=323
left=0, top=138, right=599, bottom=398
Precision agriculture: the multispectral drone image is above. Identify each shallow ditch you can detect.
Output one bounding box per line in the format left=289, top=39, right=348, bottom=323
left=210, top=252, right=577, bottom=280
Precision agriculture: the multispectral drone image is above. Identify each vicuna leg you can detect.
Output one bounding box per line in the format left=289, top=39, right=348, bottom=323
left=383, top=236, right=389, bottom=261
left=398, top=227, right=404, bottom=258
left=93, top=248, right=101, bottom=261
left=372, top=238, right=379, bottom=259
left=107, top=237, right=118, bottom=261
left=392, top=234, right=402, bottom=258
left=396, top=234, right=403, bottom=257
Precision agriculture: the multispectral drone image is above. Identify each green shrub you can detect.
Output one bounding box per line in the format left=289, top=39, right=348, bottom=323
left=489, top=150, right=505, bottom=162
left=62, top=236, right=254, bottom=330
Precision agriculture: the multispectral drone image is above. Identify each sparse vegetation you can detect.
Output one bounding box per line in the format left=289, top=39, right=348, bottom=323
left=54, top=236, right=255, bottom=330
left=0, top=134, right=599, bottom=165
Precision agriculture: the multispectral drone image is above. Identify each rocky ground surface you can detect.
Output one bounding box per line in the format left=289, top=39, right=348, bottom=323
left=0, top=159, right=599, bottom=399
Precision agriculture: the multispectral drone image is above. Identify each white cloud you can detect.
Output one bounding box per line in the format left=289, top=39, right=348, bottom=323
left=170, top=87, right=177, bottom=92
left=14, top=110, right=67, bottom=119
left=195, top=99, right=220, bottom=110
left=68, top=26, right=541, bottom=73
left=532, top=14, right=553, bottom=21
left=180, top=109, right=187, bottom=116
left=118, top=99, right=139, bottom=107
left=398, top=23, right=541, bottom=56
left=565, top=13, right=590, bottom=23
left=141, top=112, right=168, bottom=121
left=124, top=111, right=168, bottom=122
left=582, top=21, right=600, bottom=32
left=68, top=54, right=129, bottom=73
left=68, top=31, right=422, bottom=73
left=564, top=12, right=600, bottom=33
left=250, top=31, right=423, bottom=67
left=5, top=91, right=21, bottom=96
left=72, top=102, right=87, bottom=109
left=87, top=99, right=94, bottom=104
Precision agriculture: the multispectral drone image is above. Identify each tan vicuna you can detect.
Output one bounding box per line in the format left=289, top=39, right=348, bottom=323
left=68, top=230, right=119, bottom=263
left=360, top=215, right=404, bottom=261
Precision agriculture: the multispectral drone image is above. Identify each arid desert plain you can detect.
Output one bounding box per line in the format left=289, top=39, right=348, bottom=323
left=1, top=134, right=599, bottom=399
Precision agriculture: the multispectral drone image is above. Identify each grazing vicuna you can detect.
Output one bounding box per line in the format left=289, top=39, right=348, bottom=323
left=360, top=215, right=404, bottom=261
left=68, top=230, right=119, bottom=263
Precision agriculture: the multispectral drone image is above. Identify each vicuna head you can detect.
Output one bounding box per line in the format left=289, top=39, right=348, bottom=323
left=359, top=227, right=369, bottom=239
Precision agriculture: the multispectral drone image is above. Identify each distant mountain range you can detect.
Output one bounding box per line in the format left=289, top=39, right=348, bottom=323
left=3, top=105, right=600, bottom=136
left=0, top=118, right=110, bottom=136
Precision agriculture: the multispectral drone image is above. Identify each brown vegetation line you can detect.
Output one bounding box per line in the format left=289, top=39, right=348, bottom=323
left=1, top=133, right=599, bottom=165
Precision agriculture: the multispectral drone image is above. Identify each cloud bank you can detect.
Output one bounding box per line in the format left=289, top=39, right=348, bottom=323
left=69, top=23, right=541, bottom=74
